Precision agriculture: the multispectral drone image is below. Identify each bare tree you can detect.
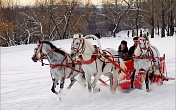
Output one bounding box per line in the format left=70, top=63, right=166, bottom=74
left=141, top=0, right=175, bottom=37
left=33, top=0, right=89, bottom=39
left=100, top=0, right=134, bottom=37
left=0, top=0, right=17, bottom=46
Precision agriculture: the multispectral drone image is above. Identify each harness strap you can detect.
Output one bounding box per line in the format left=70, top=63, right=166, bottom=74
left=104, top=55, right=128, bottom=75
left=36, top=42, right=84, bottom=81
left=41, top=48, right=55, bottom=60
left=50, top=56, right=68, bottom=68
left=50, top=64, right=68, bottom=68
left=82, top=55, right=96, bottom=64
left=148, top=48, right=157, bottom=62
left=50, top=55, right=72, bottom=78
left=133, top=55, right=153, bottom=59
left=67, top=63, right=75, bottom=78
left=47, top=60, right=83, bottom=73
left=93, top=45, right=99, bottom=54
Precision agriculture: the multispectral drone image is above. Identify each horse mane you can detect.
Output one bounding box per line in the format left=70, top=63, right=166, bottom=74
left=42, top=41, right=66, bottom=56
left=149, top=44, right=160, bottom=57
left=73, top=33, right=83, bottom=38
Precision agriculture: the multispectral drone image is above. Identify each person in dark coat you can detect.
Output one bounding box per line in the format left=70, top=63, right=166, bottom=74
left=140, top=30, right=142, bottom=37
left=95, top=30, right=101, bottom=39
left=118, top=40, right=128, bottom=61
left=127, top=31, right=130, bottom=37
left=128, top=36, right=139, bottom=58
left=132, top=30, right=135, bottom=37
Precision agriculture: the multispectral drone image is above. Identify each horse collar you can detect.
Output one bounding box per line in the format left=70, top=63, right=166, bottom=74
left=82, top=55, right=96, bottom=64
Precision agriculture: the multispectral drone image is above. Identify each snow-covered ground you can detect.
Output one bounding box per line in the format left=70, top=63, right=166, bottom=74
left=1, top=32, right=175, bottom=110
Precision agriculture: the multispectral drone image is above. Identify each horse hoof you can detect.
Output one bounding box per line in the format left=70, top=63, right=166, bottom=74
left=120, top=88, right=131, bottom=93
left=149, top=81, right=153, bottom=85
left=51, top=89, right=56, bottom=93
left=146, top=89, right=151, bottom=92
left=83, top=84, right=87, bottom=87
left=67, top=86, right=71, bottom=89
left=93, top=88, right=100, bottom=93
left=51, top=91, right=58, bottom=95
left=137, top=86, right=142, bottom=90
left=98, top=88, right=101, bottom=92
left=110, top=90, right=115, bottom=94
left=130, top=87, right=135, bottom=91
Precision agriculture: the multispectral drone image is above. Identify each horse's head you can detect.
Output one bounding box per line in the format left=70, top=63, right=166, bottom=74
left=70, top=34, right=85, bottom=58
left=136, top=34, right=150, bottom=57
left=31, top=40, right=53, bottom=62
left=31, top=40, right=45, bottom=62
left=138, top=34, right=150, bottom=50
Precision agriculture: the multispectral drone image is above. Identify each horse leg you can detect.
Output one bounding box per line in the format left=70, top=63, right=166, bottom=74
left=112, top=68, right=118, bottom=92
left=59, top=78, right=65, bottom=93
left=145, top=70, right=150, bottom=92
left=51, top=82, right=56, bottom=93
left=92, top=74, right=101, bottom=93
left=85, top=74, right=92, bottom=93
left=149, top=71, right=154, bottom=84
left=104, top=72, right=113, bottom=93
left=82, top=73, right=87, bottom=87
left=51, top=78, right=59, bottom=94
left=79, top=73, right=87, bottom=87
left=67, top=77, right=76, bottom=89
left=131, top=69, right=136, bottom=89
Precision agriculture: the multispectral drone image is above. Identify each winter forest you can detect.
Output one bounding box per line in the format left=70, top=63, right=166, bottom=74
left=0, top=0, right=176, bottom=47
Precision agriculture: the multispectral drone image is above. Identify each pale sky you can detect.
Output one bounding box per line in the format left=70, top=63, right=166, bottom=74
left=90, top=0, right=102, bottom=5
left=15, top=0, right=102, bottom=6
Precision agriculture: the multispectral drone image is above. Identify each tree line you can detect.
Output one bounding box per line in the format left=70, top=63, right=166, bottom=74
left=0, top=0, right=175, bottom=47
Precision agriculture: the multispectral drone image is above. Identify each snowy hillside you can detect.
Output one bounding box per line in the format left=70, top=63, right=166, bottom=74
left=1, top=33, right=175, bottom=110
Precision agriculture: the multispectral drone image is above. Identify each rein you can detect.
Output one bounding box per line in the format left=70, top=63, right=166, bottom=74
left=40, top=48, right=55, bottom=66
left=41, top=53, right=83, bottom=75
left=133, top=55, right=153, bottom=59
left=34, top=42, right=55, bottom=66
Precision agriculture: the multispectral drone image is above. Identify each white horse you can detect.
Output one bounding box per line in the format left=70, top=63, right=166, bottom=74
left=31, top=40, right=86, bottom=95
left=131, top=34, right=161, bottom=92
left=70, top=34, right=126, bottom=93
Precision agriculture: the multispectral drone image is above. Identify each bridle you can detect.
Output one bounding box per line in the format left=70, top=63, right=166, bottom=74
left=71, top=38, right=86, bottom=55
left=137, top=38, right=151, bottom=58
left=138, top=38, right=149, bottom=50
left=33, top=42, right=55, bottom=65
left=134, top=38, right=156, bottom=63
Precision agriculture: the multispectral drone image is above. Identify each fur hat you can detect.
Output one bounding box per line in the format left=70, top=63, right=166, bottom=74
left=121, top=40, right=127, bottom=45
left=133, top=36, right=139, bottom=40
